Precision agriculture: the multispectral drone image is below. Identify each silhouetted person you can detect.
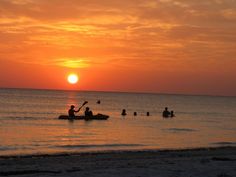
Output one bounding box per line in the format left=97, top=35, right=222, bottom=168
left=146, top=112, right=150, bottom=116
left=162, top=107, right=170, bottom=118
left=85, top=107, right=93, bottom=117
left=97, top=100, right=101, bottom=104
left=170, top=110, right=175, bottom=117
left=121, top=109, right=127, bottom=116
left=68, top=105, right=80, bottom=119
left=134, top=112, right=137, bottom=116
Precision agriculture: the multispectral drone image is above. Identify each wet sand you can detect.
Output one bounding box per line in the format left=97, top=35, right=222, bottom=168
left=0, top=147, right=236, bottom=177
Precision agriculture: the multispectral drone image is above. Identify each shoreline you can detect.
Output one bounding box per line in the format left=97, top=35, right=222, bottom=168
left=1, top=146, right=236, bottom=177
left=1, top=145, right=236, bottom=159
left=1, top=146, right=235, bottom=159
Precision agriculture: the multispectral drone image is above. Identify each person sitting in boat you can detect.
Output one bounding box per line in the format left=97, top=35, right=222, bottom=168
left=68, top=105, right=80, bottom=119
left=85, top=107, right=93, bottom=117
left=162, top=107, right=170, bottom=118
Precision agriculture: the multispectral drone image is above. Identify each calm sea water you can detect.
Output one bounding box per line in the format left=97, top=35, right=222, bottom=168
left=0, top=88, right=236, bottom=156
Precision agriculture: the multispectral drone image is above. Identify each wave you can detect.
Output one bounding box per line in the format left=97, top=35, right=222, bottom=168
left=0, top=115, right=60, bottom=121
left=55, top=144, right=144, bottom=149
left=212, top=142, right=236, bottom=146
left=0, top=146, right=18, bottom=151
left=0, top=116, right=44, bottom=120
left=0, top=111, right=56, bottom=115
left=0, top=145, right=32, bottom=151
left=164, top=128, right=197, bottom=132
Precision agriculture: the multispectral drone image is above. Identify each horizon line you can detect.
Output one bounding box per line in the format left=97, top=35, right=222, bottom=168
left=1, top=86, right=235, bottom=98
left=0, top=86, right=235, bottom=98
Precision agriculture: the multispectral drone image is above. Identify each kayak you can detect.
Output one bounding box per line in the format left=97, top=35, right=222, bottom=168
left=58, top=114, right=109, bottom=120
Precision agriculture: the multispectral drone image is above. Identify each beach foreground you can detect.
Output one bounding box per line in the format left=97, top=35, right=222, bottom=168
left=0, top=147, right=236, bottom=177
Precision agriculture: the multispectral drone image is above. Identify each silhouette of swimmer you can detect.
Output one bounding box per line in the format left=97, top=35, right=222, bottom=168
left=68, top=105, right=80, bottom=119
left=134, top=112, right=137, bottom=116
left=85, top=107, right=93, bottom=117
left=97, top=100, right=101, bottom=104
left=121, top=109, right=127, bottom=116
left=162, top=107, right=170, bottom=118
left=170, top=110, right=175, bottom=117
left=146, top=112, right=150, bottom=116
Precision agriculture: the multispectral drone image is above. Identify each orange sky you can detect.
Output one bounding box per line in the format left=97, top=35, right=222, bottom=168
left=0, top=0, right=236, bottom=96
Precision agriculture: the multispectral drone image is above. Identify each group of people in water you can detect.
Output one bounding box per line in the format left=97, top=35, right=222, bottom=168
left=121, top=107, right=174, bottom=118
left=121, top=109, right=150, bottom=116
left=68, top=100, right=175, bottom=119
left=162, top=107, right=175, bottom=118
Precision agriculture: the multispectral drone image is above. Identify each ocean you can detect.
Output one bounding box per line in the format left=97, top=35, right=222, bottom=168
left=0, top=88, right=236, bottom=156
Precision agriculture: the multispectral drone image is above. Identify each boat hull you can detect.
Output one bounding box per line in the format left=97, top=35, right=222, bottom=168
left=58, top=114, right=109, bottom=120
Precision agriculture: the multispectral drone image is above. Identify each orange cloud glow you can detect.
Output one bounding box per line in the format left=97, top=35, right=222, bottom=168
left=0, top=0, right=236, bottom=96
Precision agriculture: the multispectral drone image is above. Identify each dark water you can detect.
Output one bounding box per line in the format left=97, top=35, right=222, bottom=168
left=0, top=88, right=236, bottom=156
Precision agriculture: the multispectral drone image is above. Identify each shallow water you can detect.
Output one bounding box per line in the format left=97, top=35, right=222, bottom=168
left=0, top=88, right=236, bottom=156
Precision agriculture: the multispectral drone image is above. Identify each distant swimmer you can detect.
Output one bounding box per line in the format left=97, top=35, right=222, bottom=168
left=121, top=109, right=127, bottom=116
left=85, top=107, right=93, bottom=117
left=68, top=105, right=80, bottom=119
left=162, top=107, right=170, bottom=118
left=134, top=112, right=137, bottom=116
left=170, top=110, right=175, bottom=117
left=97, top=100, right=101, bottom=104
left=146, top=112, right=150, bottom=116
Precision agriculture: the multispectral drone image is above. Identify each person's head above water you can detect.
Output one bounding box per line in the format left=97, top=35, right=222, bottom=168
left=86, top=107, right=90, bottom=110
left=71, top=105, right=75, bottom=109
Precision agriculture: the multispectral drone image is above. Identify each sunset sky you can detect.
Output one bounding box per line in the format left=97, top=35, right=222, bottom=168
left=0, top=0, right=236, bottom=96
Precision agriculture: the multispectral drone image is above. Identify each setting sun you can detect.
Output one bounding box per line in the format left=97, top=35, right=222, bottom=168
left=67, top=74, right=79, bottom=84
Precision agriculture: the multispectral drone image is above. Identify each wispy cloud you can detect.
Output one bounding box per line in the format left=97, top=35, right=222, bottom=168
left=49, top=58, right=91, bottom=68
left=0, top=0, right=236, bottom=71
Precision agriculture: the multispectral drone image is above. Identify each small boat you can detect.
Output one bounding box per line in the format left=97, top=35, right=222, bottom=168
left=58, top=114, right=109, bottom=120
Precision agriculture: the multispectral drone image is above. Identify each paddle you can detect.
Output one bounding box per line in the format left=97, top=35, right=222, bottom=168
left=78, top=101, right=88, bottom=111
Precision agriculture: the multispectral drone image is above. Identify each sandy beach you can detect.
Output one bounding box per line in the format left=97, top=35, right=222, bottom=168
left=0, top=147, right=235, bottom=177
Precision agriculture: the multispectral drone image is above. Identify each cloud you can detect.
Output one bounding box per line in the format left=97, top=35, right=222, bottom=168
left=49, top=58, right=91, bottom=68
left=0, top=0, right=236, bottom=70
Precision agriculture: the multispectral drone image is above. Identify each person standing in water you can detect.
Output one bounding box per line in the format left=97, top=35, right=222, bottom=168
left=170, top=110, right=175, bottom=117
left=121, top=109, right=127, bottom=116
left=162, top=107, right=170, bottom=118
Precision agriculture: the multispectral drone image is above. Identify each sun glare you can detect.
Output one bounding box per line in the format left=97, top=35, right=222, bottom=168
left=67, top=74, right=79, bottom=84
